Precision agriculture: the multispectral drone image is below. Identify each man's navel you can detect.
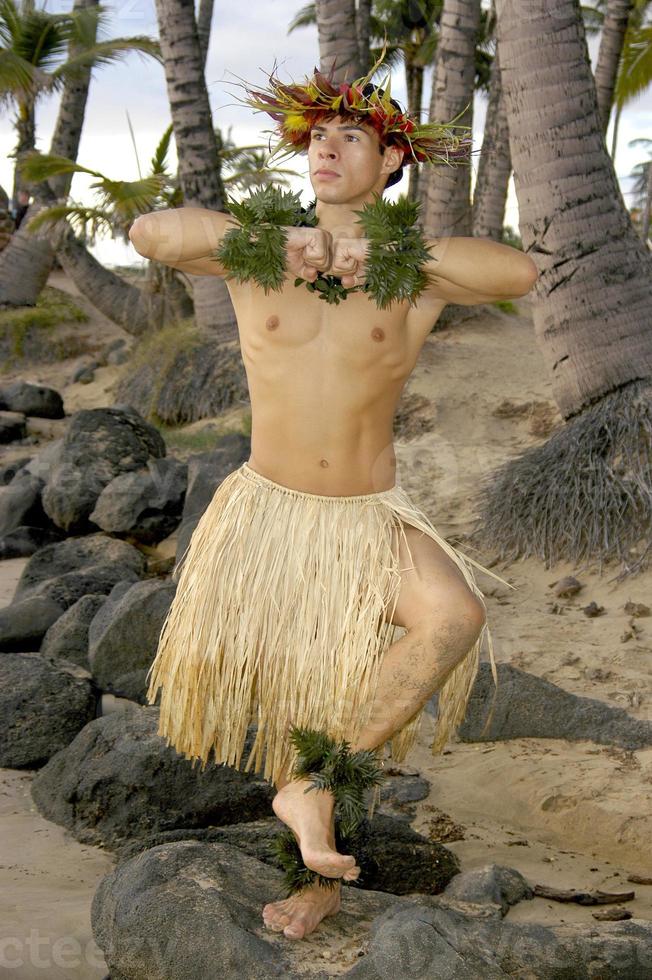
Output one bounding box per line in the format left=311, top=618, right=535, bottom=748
left=266, top=314, right=280, bottom=331
left=371, top=326, right=385, bottom=342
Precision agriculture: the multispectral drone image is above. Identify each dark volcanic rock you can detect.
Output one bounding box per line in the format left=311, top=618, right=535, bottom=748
left=30, top=705, right=274, bottom=848
left=87, top=578, right=175, bottom=698
left=175, top=433, right=250, bottom=563
left=13, top=532, right=147, bottom=612
left=41, top=406, right=166, bottom=532
left=0, top=594, right=65, bottom=651
left=0, top=652, right=97, bottom=767
left=0, top=379, right=65, bottom=419
left=457, top=662, right=652, bottom=751
left=89, top=456, right=187, bottom=544
left=40, top=593, right=108, bottom=669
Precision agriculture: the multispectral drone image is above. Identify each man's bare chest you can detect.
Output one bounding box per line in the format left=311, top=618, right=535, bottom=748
left=225, top=277, right=441, bottom=374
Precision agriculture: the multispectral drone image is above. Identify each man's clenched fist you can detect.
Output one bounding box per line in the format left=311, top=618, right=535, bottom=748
left=285, top=227, right=332, bottom=282
left=284, top=227, right=369, bottom=288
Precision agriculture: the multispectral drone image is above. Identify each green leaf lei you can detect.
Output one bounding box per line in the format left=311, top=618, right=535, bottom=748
left=213, top=185, right=434, bottom=309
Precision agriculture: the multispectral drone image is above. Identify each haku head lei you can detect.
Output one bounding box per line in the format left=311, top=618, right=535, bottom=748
left=225, top=40, right=473, bottom=169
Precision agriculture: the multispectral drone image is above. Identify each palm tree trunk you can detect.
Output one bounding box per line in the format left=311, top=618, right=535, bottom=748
left=610, top=97, right=623, bottom=158
left=495, top=0, right=652, bottom=416
left=316, top=0, right=363, bottom=82
left=421, top=0, right=482, bottom=237
left=196, top=0, right=214, bottom=69
left=642, top=159, right=652, bottom=246
left=12, top=98, right=36, bottom=201
left=356, top=0, right=372, bottom=75
left=406, top=59, right=425, bottom=202
left=0, top=0, right=98, bottom=305
left=154, top=0, right=236, bottom=340
left=593, top=0, right=633, bottom=137
left=56, top=229, right=191, bottom=336
left=472, top=42, right=511, bottom=240
left=472, top=0, right=652, bottom=577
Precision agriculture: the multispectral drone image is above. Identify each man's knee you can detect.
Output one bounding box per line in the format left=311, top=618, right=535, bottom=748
left=411, top=588, right=487, bottom=643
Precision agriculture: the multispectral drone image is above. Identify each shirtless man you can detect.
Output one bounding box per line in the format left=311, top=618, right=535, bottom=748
left=130, top=108, right=537, bottom=940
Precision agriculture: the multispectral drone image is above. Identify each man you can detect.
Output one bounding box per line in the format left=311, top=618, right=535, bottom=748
left=131, top=60, right=536, bottom=941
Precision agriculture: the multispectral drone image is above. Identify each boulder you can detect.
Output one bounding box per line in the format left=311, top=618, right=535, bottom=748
left=458, top=662, right=652, bottom=750
left=0, top=410, right=27, bottom=443
left=0, top=379, right=65, bottom=419
left=30, top=705, right=274, bottom=848
left=0, top=652, right=97, bottom=767
left=89, top=456, right=187, bottom=544
left=0, top=524, right=64, bottom=560
left=12, top=533, right=147, bottom=613
left=87, top=579, right=176, bottom=698
left=0, top=594, right=65, bottom=651
left=175, top=433, right=250, bottom=561
left=40, top=593, right=108, bottom=669
left=41, top=406, right=166, bottom=532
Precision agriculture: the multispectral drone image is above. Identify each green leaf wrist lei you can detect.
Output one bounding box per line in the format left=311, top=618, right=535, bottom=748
left=213, top=185, right=433, bottom=309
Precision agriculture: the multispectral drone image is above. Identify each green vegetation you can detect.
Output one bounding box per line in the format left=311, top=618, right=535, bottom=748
left=491, top=298, right=519, bottom=314
left=0, top=286, right=89, bottom=366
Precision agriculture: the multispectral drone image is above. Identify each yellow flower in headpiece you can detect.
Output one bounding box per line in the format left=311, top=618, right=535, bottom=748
left=284, top=113, right=311, bottom=133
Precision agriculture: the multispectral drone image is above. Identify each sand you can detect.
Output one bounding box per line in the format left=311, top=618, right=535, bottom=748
left=1, top=272, right=650, bottom=977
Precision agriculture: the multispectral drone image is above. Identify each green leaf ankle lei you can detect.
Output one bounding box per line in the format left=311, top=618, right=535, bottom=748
left=213, top=185, right=434, bottom=309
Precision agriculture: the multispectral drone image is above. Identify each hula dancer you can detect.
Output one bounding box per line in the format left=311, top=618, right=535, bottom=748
left=131, top=46, right=537, bottom=941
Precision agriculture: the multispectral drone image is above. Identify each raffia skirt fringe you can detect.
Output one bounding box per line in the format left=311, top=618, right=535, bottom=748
left=145, top=462, right=513, bottom=815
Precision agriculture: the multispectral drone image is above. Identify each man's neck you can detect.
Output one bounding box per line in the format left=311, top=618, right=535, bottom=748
left=313, top=198, right=375, bottom=238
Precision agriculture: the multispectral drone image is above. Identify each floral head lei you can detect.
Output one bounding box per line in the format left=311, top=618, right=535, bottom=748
left=225, top=40, right=473, bottom=168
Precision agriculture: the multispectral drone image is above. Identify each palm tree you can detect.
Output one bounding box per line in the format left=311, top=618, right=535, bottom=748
left=584, top=0, right=652, bottom=157
left=17, top=127, right=303, bottom=334
left=196, top=0, right=213, bottom=68
left=0, top=0, right=160, bottom=305
left=315, top=0, right=363, bottom=81
left=153, top=0, right=237, bottom=338
left=593, top=0, right=635, bottom=133
left=420, top=0, right=482, bottom=238
left=474, top=0, right=652, bottom=579
left=626, top=137, right=652, bottom=242
left=471, top=28, right=510, bottom=241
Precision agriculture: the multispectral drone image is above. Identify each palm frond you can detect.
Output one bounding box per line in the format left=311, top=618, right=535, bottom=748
left=150, top=123, right=174, bottom=175
left=51, top=35, right=161, bottom=79
left=24, top=203, right=113, bottom=242
left=17, top=149, right=106, bottom=183
left=287, top=2, right=316, bottom=34
left=95, top=174, right=168, bottom=219
left=615, top=24, right=652, bottom=106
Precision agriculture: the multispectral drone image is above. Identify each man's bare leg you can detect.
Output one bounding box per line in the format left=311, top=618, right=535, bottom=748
left=264, top=607, right=484, bottom=939
left=264, top=524, right=486, bottom=939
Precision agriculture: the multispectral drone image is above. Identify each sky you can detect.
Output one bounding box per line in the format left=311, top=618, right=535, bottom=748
left=1, top=0, right=650, bottom=268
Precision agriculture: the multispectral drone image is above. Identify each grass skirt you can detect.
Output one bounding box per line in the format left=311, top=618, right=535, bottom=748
left=145, top=462, right=513, bottom=799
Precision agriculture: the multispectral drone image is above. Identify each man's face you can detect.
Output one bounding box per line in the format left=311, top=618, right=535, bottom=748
left=307, top=114, right=403, bottom=203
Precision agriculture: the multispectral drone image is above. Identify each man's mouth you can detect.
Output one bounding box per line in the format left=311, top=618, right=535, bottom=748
left=315, top=170, right=340, bottom=178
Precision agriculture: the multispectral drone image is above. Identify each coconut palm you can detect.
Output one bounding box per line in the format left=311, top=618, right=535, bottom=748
left=0, top=0, right=161, bottom=306
left=584, top=0, right=652, bottom=156
left=315, top=0, right=363, bottom=81
left=196, top=0, right=213, bottom=68
left=0, top=0, right=160, bottom=200
left=420, top=0, right=482, bottom=237
left=153, top=0, right=239, bottom=338
left=626, top=137, right=652, bottom=242
left=17, top=126, right=302, bottom=334
left=593, top=0, right=635, bottom=132
left=474, top=0, right=652, bottom=580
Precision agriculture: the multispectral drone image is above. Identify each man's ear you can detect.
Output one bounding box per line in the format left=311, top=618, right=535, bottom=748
left=385, top=145, right=404, bottom=176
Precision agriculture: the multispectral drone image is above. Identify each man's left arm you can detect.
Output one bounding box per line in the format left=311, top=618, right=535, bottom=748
left=421, top=236, right=538, bottom=305
left=329, top=234, right=538, bottom=304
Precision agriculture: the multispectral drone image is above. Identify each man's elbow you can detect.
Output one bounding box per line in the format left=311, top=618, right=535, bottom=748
left=512, top=256, right=538, bottom=297
left=128, top=213, right=154, bottom=259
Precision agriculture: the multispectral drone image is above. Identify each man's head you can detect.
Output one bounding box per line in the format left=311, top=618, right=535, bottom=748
left=308, top=87, right=406, bottom=206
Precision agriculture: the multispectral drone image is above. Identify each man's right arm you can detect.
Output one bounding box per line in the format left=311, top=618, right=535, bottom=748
left=128, top=207, right=241, bottom=277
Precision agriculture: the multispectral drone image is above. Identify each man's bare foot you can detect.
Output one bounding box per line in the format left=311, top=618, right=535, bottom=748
left=272, top=777, right=360, bottom=880
left=262, top=879, right=341, bottom=939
